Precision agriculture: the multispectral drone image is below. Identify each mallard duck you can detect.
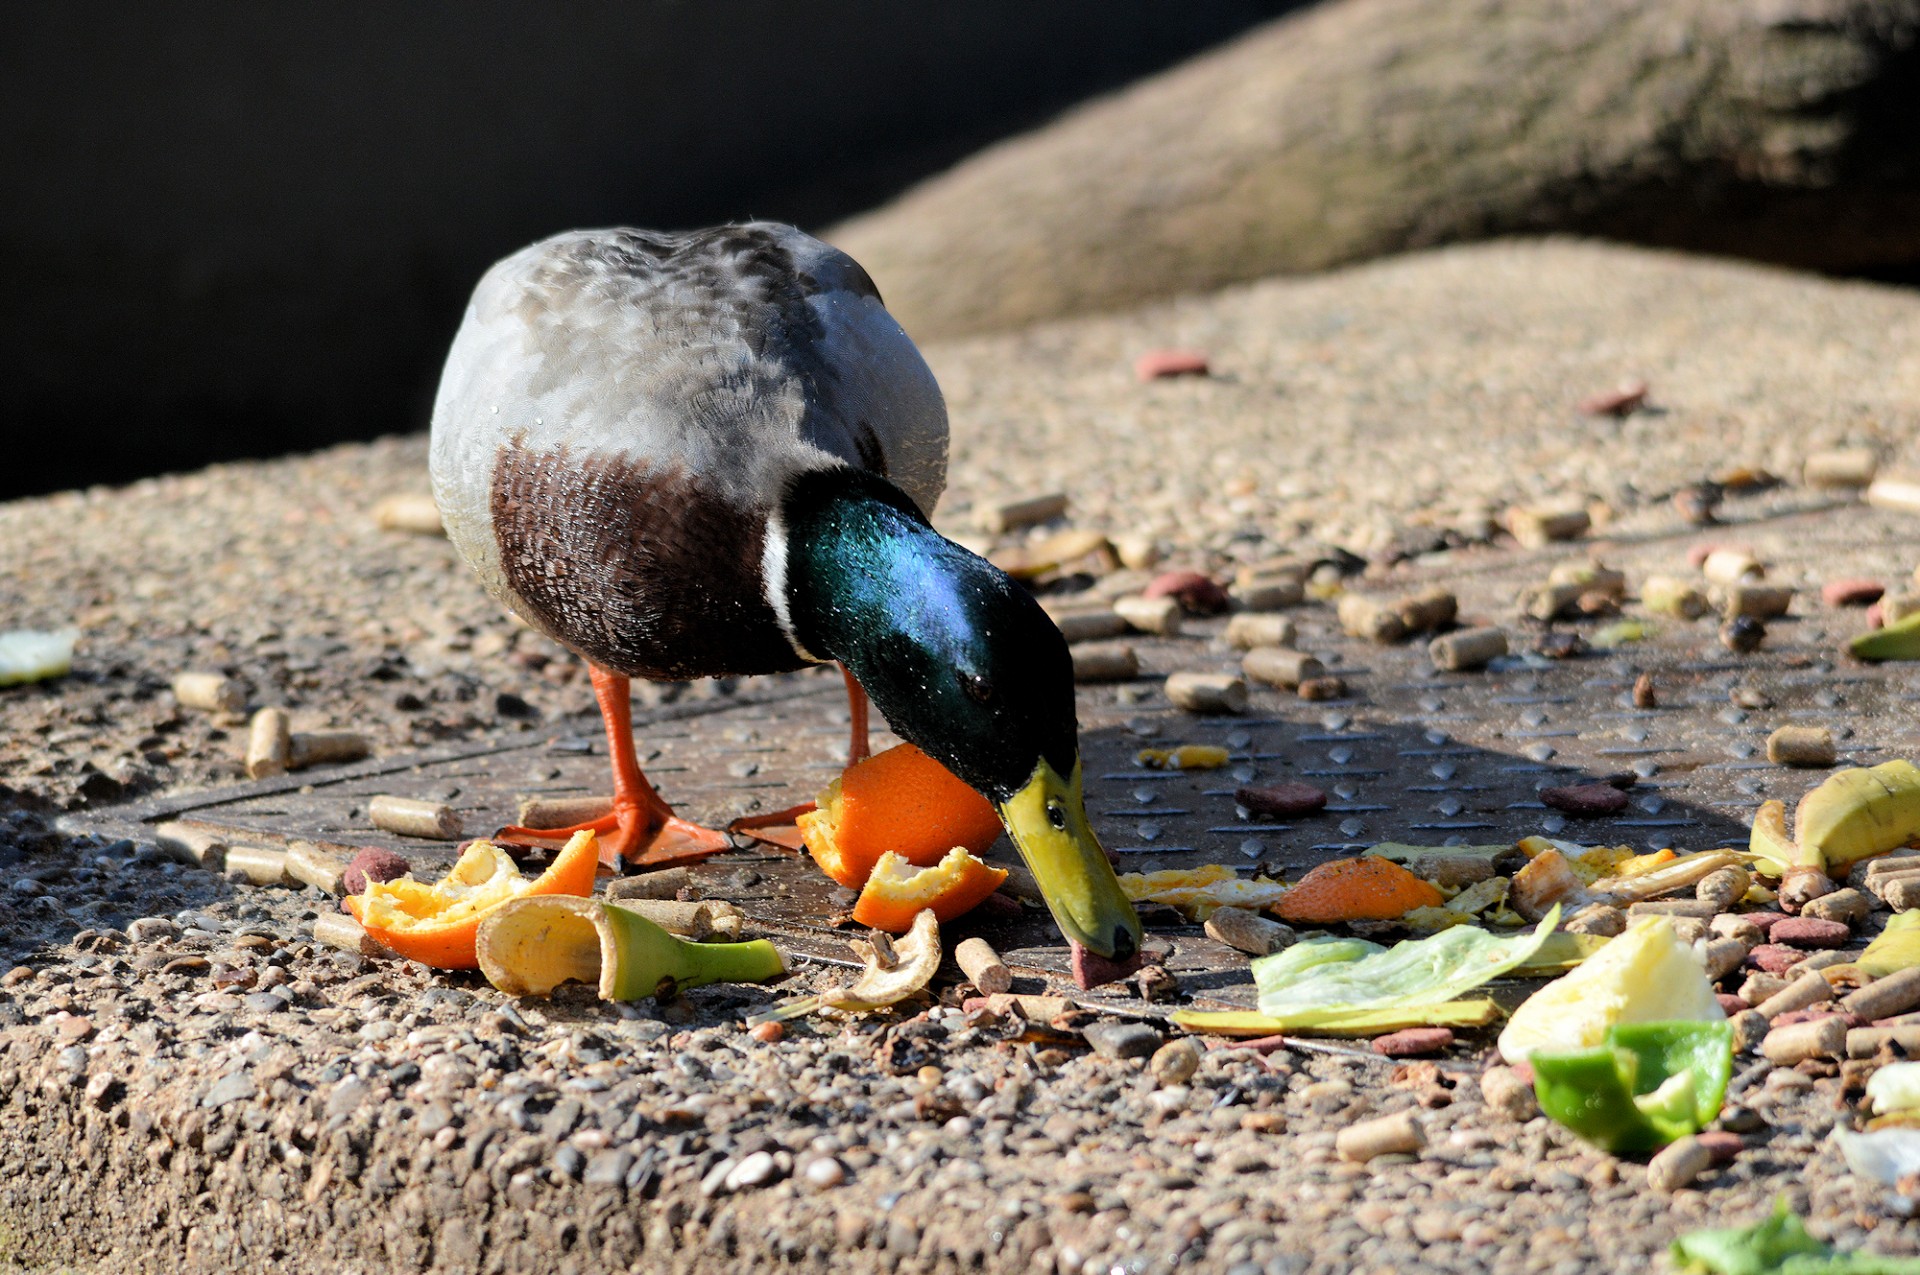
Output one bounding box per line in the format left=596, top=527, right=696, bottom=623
left=428, top=223, right=1141, bottom=963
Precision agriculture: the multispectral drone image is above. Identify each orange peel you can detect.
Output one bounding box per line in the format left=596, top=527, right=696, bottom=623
left=798, top=742, right=1002, bottom=888
left=345, top=830, right=600, bottom=969
left=850, top=847, right=1009, bottom=932
left=1273, top=856, right=1445, bottom=924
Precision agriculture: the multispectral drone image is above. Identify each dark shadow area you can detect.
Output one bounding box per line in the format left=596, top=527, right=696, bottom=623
left=0, top=1, right=1304, bottom=500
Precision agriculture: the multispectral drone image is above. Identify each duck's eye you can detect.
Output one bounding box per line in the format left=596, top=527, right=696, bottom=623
left=960, top=672, right=994, bottom=704
left=1046, top=800, right=1068, bottom=831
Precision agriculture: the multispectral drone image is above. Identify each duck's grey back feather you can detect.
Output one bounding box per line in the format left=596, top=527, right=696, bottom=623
left=429, top=223, right=947, bottom=678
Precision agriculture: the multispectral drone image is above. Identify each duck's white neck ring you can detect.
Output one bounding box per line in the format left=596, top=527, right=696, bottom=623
left=762, top=508, right=825, bottom=666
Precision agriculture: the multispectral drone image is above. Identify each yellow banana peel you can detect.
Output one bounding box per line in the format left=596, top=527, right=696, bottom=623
left=1747, top=761, right=1920, bottom=898
left=1746, top=799, right=1801, bottom=878
left=1797, top=760, right=1920, bottom=872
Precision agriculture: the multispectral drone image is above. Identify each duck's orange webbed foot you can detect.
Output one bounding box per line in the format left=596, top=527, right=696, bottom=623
left=728, top=664, right=871, bottom=852
left=495, top=800, right=731, bottom=871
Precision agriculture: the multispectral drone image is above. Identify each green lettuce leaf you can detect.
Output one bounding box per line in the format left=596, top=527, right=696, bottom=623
left=1671, top=1199, right=1920, bottom=1274
left=1251, top=906, right=1560, bottom=1018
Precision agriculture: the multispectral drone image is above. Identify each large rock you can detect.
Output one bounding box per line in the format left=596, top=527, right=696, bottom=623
left=831, top=0, right=1920, bottom=338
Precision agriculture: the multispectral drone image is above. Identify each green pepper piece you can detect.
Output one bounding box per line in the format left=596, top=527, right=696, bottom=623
left=1530, top=1020, right=1734, bottom=1154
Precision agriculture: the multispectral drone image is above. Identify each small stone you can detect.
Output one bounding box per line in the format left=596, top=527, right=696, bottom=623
left=804, top=1157, right=847, bottom=1189
left=724, top=1151, right=781, bottom=1192
left=84, top=1071, right=117, bottom=1108
left=125, top=916, right=180, bottom=944
left=1081, top=1020, right=1163, bottom=1061
left=1540, top=784, right=1629, bottom=816
left=1768, top=917, right=1851, bottom=949
left=342, top=847, right=411, bottom=896
left=55, top=1015, right=94, bottom=1043
left=1823, top=579, right=1885, bottom=608
left=202, top=1071, right=257, bottom=1109
left=1720, top=617, right=1766, bottom=654
left=749, top=1021, right=784, bottom=1044
left=1480, top=1067, right=1538, bottom=1121
left=1336, top=1110, right=1425, bottom=1162
left=1371, top=1027, right=1454, bottom=1057
left=1149, top=1038, right=1201, bottom=1086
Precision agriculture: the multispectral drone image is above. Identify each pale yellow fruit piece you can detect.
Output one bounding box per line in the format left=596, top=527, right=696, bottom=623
left=1497, top=915, right=1723, bottom=1063
left=1796, top=761, right=1920, bottom=875
left=1747, top=799, right=1798, bottom=878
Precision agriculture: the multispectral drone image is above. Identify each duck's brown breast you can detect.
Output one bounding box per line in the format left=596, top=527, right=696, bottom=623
left=490, top=439, right=810, bottom=680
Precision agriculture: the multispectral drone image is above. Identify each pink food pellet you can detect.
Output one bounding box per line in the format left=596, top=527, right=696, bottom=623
left=1134, top=349, right=1210, bottom=381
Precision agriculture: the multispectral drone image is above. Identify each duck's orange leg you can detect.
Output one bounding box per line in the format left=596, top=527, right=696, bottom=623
left=495, top=667, right=732, bottom=870
left=728, top=665, right=870, bottom=849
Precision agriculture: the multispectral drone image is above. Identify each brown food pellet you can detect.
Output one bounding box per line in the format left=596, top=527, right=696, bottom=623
left=1371, top=1027, right=1454, bottom=1057
left=1744, top=912, right=1788, bottom=936
left=1694, top=1131, right=1744, bottom=1164
left=1071, top=940, right=1146, bottom=990
left=1823, top=579, right=1885, bottom=608
left=1578, top=382, right=1648, bottom=416
left=1134, top=349, right=1209, bottom=381
left=1747, top=943, right=1810, bottom=975
left=342, top=846, right=412, bottom=896
left=1632, top=672, right=1658, bottom=708
left=1540, top=784, right=1630, bottom=816
left=1143, top=570, right=1230, bottom=614
left=1234, top=782, right=1328, bottom=817
left=1767, top=1008, right=1863, bottom=1030
left=1768, top=916, right=1851, bottom=949
left=749, top=1021, right=784, bottom=1044
left=1297, top=676, right=1348, bottom=701
left=1715, top=994, right=1750, bottom=1017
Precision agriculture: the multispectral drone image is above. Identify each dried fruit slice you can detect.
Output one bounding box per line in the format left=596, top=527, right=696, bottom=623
left=346, top=830, right=599, bottom=969
left=1274, top=857, right=1445, bottom=924
left=798, top=743, right=1003, bottom=888
left=850, top=847, right=1009, bottom=932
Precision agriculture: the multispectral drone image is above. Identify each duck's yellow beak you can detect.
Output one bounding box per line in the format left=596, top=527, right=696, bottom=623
left=998, top=759, right=1142, bottom=961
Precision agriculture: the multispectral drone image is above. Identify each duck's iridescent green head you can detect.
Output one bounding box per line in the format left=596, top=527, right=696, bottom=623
left=779, top=466, right=1141, bottom=961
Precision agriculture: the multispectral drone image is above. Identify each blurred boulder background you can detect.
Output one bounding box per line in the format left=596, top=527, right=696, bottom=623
left=6, top=0, right=1918, bottom=500
left=0, top=1, right=1299, bottom=499
left=834, top=0, right=1920, bottom=337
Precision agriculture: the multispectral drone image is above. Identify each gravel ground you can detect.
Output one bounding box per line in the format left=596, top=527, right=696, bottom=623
left=1, top=238, right=1919, bottom=1272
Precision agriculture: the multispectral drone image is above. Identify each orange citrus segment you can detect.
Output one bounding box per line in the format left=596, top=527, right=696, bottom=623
left=851, top=847, right=1009, bottom=932
left=346, top=830, right=600, bottom=969
left=801, top=742, right=1002, bottom=888
left=1273, top=856, right=1446, bottom=924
